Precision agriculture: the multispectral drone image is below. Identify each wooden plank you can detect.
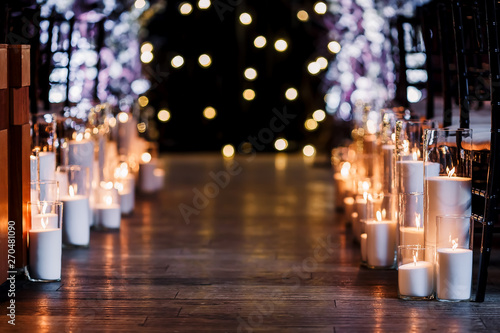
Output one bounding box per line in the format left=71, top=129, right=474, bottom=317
left=9, top=87, right=29, bottom=125
left=0, top=130, right=8, bottom=284
left=0, top=45, right=6, bottom=89
left=7, top=45, right=30, bottom=87
left=0, top=89, right=7, bottom=131
left=7, top=124, right=30, bottom=269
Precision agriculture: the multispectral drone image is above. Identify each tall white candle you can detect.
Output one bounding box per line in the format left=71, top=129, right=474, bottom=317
left=61, top=194, right=90, bottom=246
left=55, top=171, right=69, bottom=197
left=436, top=248, right=472, bottom=300
left=31, top=213, right=58, bottom=230
left=28, top=228, right=62, bottom=280
left=139, top=159, right=158, bottom=193
left=366, top=218, right=397, bottom=268
left=30, top=155, right=38, bottom=182
left=398, top=261, right=433, bottom=297
left=39, top=151, right=56, bottom=181
left=425, top=176, right=471, bottom=251
left=397, top=160, right=440, bottom=193
left=95, top=202, right=121, bottom=229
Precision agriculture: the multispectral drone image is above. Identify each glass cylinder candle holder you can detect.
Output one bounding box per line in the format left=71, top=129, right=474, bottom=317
left=398, top=245, right=435, bottom=300
left=398, top=192, right=424, bottom=247
left=423, top=128, right=472, bottom=254
left=56, top=165, right=91, bottom=247
left=27, top=201, right=63, bottom=282
left=94, top=185, right=121, bottom=230
left=139, top=141, right=161, bottom=193
left=436, top=215, right=473, bottom=302
left=30, top=180, right=59, bottom=203
left=32, top=113, right=58, bottom=181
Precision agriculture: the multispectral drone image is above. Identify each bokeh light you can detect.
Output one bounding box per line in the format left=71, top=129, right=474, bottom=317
left=244, top=68, right=257, bottom=81
left=198, top=0, right=211, bottom=9
left=198, top=54, right=212, bottom=67
left=254, top=36, right=267, bottom=48
left=328, top=41, right=341, bottom=54
left=171, top=55, right=184, bottom=68
left=297, top=10, right=309, bottom=22
left=303, top=145, right=316, bottom=157
left=157, top=109, right=171, bottom=122
left=305, top=119, right=318, bottom=131
left=222, top=144, right=235, bottom=158
left=312, top=109, right=326, bottom=122
left=314, top=2, right=327, bottom=15
left=243, top=89, right=256, bottom=101
left=239, top=13, right=252, bottom=25
left=179, top=2, right=193, bottom=15
left=138, top=96, right=149, bottom=107
left=274, top=39, right=288, bottom=52
left=203, top=106, right=217, bottom=119
left=274, top=138, right=288, bottom=151
left=285, top=87, right=298, bottom=100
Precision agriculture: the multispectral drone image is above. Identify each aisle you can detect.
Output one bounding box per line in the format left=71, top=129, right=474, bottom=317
left=1, top=154, right=500, bottom=332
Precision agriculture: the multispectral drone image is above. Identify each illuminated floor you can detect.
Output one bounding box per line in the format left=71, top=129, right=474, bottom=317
left=2, top=153, right=500, bottom=331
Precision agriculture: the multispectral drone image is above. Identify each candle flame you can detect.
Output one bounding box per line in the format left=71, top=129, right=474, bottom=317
left=114, top=182, right=124, bottom=192
left=340, top=162, right=351, bottom=178
left=76, top=133, right=83, bottom=142
left=412, top=151, right=418, bottom=161
left=69, top=185, right=75, bottom=197
left=382, top=209, right=387, bottom=219
left=376, top=210, right=382, bottom=222
left=362, top=181, right=370, bottom=192
left=415, top=213, right=421, bottom=229
left=363, top=192, right=368, bottom=201
left=413, top=253, right=417, bottom=266
left=447, top=167, right=456, bottom=177
left=451, top=238, right=458, bottom=251
left=141, top=152, right=152, bottom=163
left=104, top=195, right=113, bottom=206
left=391, top=133, right=396, bottom=141
left=402, top=140, right=409, bottom=153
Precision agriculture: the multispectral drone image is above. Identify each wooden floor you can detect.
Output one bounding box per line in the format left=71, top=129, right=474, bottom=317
left=2, top=153, right=500, bottom=332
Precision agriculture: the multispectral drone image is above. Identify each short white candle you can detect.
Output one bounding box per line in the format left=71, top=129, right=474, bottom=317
left=360, top=233, right=367, bottom=262
left=397, top=160, right=440, bottom=193
left=119, top=190, right=134, bottom=215
left=95, top=201, right=121, bottom=229
left=39, top=151, right=56, bottom=181
left=139, top=158, right=158, bottom=193
left=61, top=193, right=90, bottom=246
left=366, top=213, right=397, bottom=268
left=425, top=176, right=471, bottom=251
left=28, top=228, right=62, bottom=280
left=399, top=226, right=424, bottom=247
left=436, top=248, right=473, bottom=300
left=153, top=168, right=165, bottom=190
left=32, top=213, right=58, bottom=230
left=398, top=260, right=433, bottom=297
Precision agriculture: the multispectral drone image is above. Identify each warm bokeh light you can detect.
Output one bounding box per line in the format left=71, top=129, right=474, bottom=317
left=285, top=87, right=298, bottom=100
left=137, top=122, right=146, bottom=133
left=135, top=0, right=146, bottom=9
left=314, top=2, right=327, bottom=15
left=297, top=10, right=309, bottom=22
left=198, top=54, right=212, bottom=67
left=157, top=109, right=171, bottom=122
left=305, top=119, right=318, bottom=131
left=244, top=68, right=257, bottom=81
left=303, top=145, right=316, bottom=157
left=243, top=89, right=256, bottom=101
left=222, top=144, right=235, bottom=158
left=328, top=41, right=341, bottom=54
left=118, top=112, right=129, bottom=123
left=141, top=152, right=152, bottom=163
left=138, top=96, right=149, bottom=107
left=307, top=61, right=320, bottom=75
left=313, top=109, right=326, bottom=122
left=203, top=106, right=217, bottom=119
left=140, top=52, right=153, bottom=63
left=274, top=39, right=288, bottom=52
left=179, top=2, right=193, bottom=15
left=274, top=138, right=288, bottom=151
left=198, top=0, right=211, bottom=9
left=316, top=56, right=328, bottom=69
left=254, top=36, right=267, bottom=48
left=171, top=55, right=184, bottom=68
left=109, top=118, right=117, bottom=128
left=239, top=13, right=252, bottom=25
left=140, top=42, right=153, bottom=53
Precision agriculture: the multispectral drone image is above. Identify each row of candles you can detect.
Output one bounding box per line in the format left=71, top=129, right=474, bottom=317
left=333, top=106, right=473, bottom=301
left=27, top=104, right=165, bottom=282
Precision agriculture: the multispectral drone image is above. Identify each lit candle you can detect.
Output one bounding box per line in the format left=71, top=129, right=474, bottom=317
left=28, top=212, right=62, bottom=281
left=399, top=214, right=424, bottom=246
left=425, top=168, right=471, bottom=251
left=343, top=197, right=354, bottom=221
left=436, top=244, right=473, bottom=301
left=153, top=168, right=165, bottom=190
left=38, top=151, right=56, bottom=181
left=95, top=195, right=121, bottom=229
left=397, top=158, right=440, bottom=193
left=61, top=185, right=90, bottom=247
left=360, top=233, right=367, bottom=262
left=398, top=256, right=433, bottom=297
left=139, top=152, right=158, bottom=193
left=366, top=211, right=397, bottom=268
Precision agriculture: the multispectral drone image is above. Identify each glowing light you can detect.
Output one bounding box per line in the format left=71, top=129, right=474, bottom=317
left=69, top=185, right=75, bottom=197
left=305, top=119, right=318, bottom=131
left=312, top=109, right=326, bottom=122
left=297, top=10, right=309, bottom=22
left=138, top=96, right=149, bottom=107
left=198, top=0, right=211, bottom=9
left=109, top=118, right=117, bottom=128
left=239, top=13, right=252, bottom=25
left=285, top=87, right=298, bottom=100
left=141, top=152, right=152, bottom=163
left=222, top=144, right=235, bottom=158
left=307, top=61, right=321, bottom=75
left=244, top=68, right=257, bottom=81
left=118, top=112, right=129, bottom=123
left=314, top=2, right=327, bottom=15
left=407, top=86, right=422, bottom=103
left=158, top=109, right=171, bottom=122
left=135, top=0, right=146, bottom=9
left=254, top=36, right=267, bottom=48
left=303, top=145, right=316, bottom=157
left=137, top=122, right=146, bottom=133
left=328, top=41, right=341, bottom=54
left=141, top=42, right=153, bottom=53
left=447, top=167, right=456, bottom=177
left=141, top=52, right=153, bottom=63
left=376, top=210, right=382, bottom=222
left=104, top=195, right=113, bottom=206
left=198, top=54, right=212, bottom=67
left=274, top=138, right=288, bottom=151
left=316, top=56, right=328, bottom=69
left=243, top=89, right=256, bottom=101
left=274, top=39, right=288, bottom=52
left=203, top=106, right=217, bottom=119
left=171, top=55, right=184, bottom=68
left=179, top=2, right=193, bottom=15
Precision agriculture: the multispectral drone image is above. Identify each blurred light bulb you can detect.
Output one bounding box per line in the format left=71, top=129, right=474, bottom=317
left=158, top=109, right=171, bottom=122
left=274, top=39, right=288, bottom=52
left=254, top=36, right=267, bottom=48
left=244, top=68, right=257, bottom=81
left=307, top=61, right=321, bottom=75
left=141, top=42, right=153, bottom=53
left=138, top=96, right=149, bottom=107
left=297, top=10, right=309, bottom=22
left=118, top=112, right=129, bottom=123
left=198, top=54, right=212, bottom=67
left=328, top=41, right=341, bottom=54
left=312, top=109, right=326, bottom=122
left=239, top=13, right=252, bottom=25
left=198, top=0, right=210, bottom=9
left=314, top=2, right=327, bottom=14
left=285, top=88, right=298, bottom=100
left=171, top=55, right=184, bottom=68
left=179, top=2, right=193, bottom=15
left=203, top=106, right=216, bottom=119
left=303, top=145, right=316, bottom=157
left=305, top=119, right=318, bottom=131
left=141, top=152, right=152, bottom=163
left=316, top=56, right=328, bottom=69
left=140, top=52, right=153, bottom=63
left=135, top=0, right=146, bottom=9
left=274, top=138, right=288, bottom=151
left=222, top=144, right=235, bottom=158
left=243, top=89, right=256, bottom=101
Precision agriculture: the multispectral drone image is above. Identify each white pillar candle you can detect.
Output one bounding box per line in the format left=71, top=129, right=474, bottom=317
left=343, top=197, right=354, bottom=220
left=153, top=168, right=165, bottom=190
left=119, top=190, right=134, bottom=215
left=398, top=261, right=433, bottom=297
left=397, top=161, right=440, bottom=193
left=38, top=151, right=56, bottom=181
left=95, top=203, right=121, bottom=229
left=61, top=195, right=90, bottom=246
left=31, top=213, right=58, bottom=230
left=436, top=248, right=473, bottom=300
left=139, top=159, right=158, bottom=193
left=360, top=233, right=367, bottom=262
left=399, top=227, right=424, bottom=247
left=425, top=177, right=471, bottom=251
left=28, top=228, right=62, bottom=280
left=366, top=218, right=397, bottom=268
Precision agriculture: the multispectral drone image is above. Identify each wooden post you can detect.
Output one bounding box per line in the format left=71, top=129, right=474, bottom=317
left=7, top=44, right=31, bottom=271
left=0, top=43, right=8, bottom=284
